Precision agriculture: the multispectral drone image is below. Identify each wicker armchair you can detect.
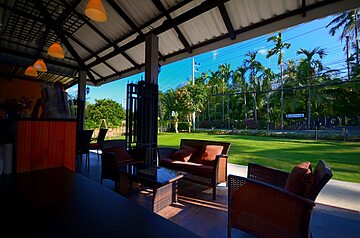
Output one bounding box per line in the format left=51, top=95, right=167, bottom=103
left=228, top=160, right=332, bottom=238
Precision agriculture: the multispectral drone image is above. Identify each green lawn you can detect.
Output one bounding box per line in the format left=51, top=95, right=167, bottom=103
left=158, top=132, right=360, bottom=183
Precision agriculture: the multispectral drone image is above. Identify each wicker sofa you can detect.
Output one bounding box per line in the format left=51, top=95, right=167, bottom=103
left=158, top=139, right=231, bottom=200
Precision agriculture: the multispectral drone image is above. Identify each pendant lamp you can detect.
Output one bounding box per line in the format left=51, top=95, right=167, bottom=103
left=24, top=66, right=38, bottom=77
left=33, top=59, right=47, bottom=72
left=48, top=41, right=65, bottom=58
left=85, top=0, right=107, bottom=22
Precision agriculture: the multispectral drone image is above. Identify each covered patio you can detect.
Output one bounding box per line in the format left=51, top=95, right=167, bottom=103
left=1, top=0, right=360, bottom=237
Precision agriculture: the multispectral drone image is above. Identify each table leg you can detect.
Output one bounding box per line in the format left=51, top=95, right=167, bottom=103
left=117, top=173, right=132, bottom=195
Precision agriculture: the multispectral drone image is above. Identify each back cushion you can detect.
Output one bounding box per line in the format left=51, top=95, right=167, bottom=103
left=285, top=162, right=313, bottom=196
left=170, top=145, right=198, bottom=162
left=102, top=147, right=132, bottom=161
left=197, top=145, right=224, bottom=165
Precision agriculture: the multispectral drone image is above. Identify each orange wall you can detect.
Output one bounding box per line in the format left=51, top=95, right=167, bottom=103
left=0, top=77, right=42, bottom=117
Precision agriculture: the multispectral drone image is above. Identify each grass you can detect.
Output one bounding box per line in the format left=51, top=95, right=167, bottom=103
left=157, top=132, right=360, bottom=183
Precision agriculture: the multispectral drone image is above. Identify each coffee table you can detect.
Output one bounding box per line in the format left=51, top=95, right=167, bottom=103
left=115, top=163, right=185, bottom=212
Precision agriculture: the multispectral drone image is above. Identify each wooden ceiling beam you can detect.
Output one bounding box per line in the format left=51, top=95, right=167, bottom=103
left=152, top=0, right=192, bottom=53
left=217, top=3, right=235, bottom=40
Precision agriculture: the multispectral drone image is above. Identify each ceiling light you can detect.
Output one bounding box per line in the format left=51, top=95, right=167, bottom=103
left=85, top=0, right=107, bottom=22
left=33, top=59, right=47, bottom=72
left=25, top=66, right=38, bottom=77
left=48, top=42, right=65, bottom=58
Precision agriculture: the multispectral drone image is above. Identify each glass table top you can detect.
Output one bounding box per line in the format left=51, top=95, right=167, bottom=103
left=116, top=163, right=184, bottom=185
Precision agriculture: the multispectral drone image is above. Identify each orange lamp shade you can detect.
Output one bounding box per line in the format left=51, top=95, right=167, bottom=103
left=48, top=42, right=65, bottom=58
left=33, top=59, right=47, bottom=72
left=85, top=0, right=107, bottom=22
left=24, top=66, right=38, bottom=77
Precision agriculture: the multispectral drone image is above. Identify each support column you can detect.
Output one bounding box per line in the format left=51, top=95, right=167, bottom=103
left=145, top=34, right=159, bottom=84
left=139, top=34, right=158, bottom=166
left=77, top=70, right=86, bottom=131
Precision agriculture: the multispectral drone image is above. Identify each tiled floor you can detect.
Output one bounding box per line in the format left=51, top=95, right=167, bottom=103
left=77, top=153, right=360, bottom=238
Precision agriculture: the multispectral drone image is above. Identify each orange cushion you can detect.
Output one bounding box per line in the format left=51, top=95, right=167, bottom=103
left=285, top=162, right=313, bottom=196
left=197, top=145, right=223, bottom=165
left=170, top=145, right=198, bottom=162
left=102, top=147, right=132, bottom=161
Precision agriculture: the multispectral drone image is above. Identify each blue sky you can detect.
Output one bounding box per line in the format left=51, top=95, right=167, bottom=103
left=69, top=14, right=346, bottom=107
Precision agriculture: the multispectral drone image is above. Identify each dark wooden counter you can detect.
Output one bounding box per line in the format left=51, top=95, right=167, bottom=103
left=0, top=167, right=200, bottom=238
left=0, top=119, right=76, bottom=173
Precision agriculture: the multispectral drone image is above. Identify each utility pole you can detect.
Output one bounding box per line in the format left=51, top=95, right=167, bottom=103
left=192, top=58, right=200, bottom=130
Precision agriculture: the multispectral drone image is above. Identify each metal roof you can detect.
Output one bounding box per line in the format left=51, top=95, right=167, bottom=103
left=1, top=0, right=359, bottom=88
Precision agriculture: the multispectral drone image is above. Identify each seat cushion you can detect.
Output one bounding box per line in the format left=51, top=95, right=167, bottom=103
left=285, top=162, right=313, bottom=196
left=170, top=145, right=198, bottom=162
left=160, top=158, right=213, bottom=177
left=196, top=145, right=223, bottom=165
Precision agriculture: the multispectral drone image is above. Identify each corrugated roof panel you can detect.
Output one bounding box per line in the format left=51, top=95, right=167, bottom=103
left=125, top=42, right=145, bottom=65
left=158, top=29, right=184, bottom=55
left=160, top=0, right=180, bottom=9
left=92, top=63, right=114, bottom=77
left=170, top=0, right=203, bottom=18
left=68, top=38, right=91, bottom=59
left=178, top=8, right=227, bottom=46
left=72, top=24, right=108, bottom=53
left=117, top=0, right=160, bottom=26
left=106, top=54, right=133, bottom=71
left=141, top=17, right=166, bottom=34
left=75, top=0, right=132, bottom=42
left=85, top=57, right=97, bottom=65
left=98, top=47, right=114, bottom=58
left=116, top=33, right=139, bottom=47
left=91, top=72, right=101, bottom=81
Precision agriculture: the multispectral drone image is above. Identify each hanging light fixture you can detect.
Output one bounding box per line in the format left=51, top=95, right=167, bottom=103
left=33, top=59, right=47, bottom=72
left=48, top=41, right=65, bottom=58
left=24, top=66, right=38, bottom=77
left=85, top=0, right=107, bottom=22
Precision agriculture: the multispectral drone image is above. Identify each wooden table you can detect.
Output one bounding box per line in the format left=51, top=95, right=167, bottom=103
left=0, top=167, right=199, bottom=238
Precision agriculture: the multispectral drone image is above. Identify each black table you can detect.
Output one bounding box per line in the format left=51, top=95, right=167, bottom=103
left=116, top=163, right=185, bottom=212
left=0, top=167, right=199, bottom=238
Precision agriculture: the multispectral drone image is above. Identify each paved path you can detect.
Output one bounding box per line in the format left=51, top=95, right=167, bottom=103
left=227, top=163, right=360, bottom=212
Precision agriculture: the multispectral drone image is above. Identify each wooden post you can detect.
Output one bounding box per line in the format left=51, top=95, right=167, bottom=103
left=77, top=70, right=86, bottom=131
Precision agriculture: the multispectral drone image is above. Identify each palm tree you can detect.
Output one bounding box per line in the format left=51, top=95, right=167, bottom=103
left=297, top=47, right=327, bottom=129
left=218, top=64, right=232, bottom=127
left=266, top=32, right=291, bottom=130
left=260, top=68, right=276, bottom=131
left=244, top=51, right=263, bottom=129
left=232, top=66, right=248, bottom=127
left=327, top=8, right=359, bottom=65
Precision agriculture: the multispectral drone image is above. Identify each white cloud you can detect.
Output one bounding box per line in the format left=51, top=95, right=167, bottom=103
left=212, top=50, right=218, bottom=60
left=258, top=48, right=267, bottom=55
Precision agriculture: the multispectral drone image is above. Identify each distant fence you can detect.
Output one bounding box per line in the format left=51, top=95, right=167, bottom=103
left=92, top=127, right=126, bottom=139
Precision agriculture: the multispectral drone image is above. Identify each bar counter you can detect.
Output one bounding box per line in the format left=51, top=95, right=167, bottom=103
left=0, top=167, right=200, bottom=238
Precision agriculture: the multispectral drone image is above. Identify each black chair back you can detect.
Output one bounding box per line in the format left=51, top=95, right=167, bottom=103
left=96, top=128, right=108, bottom=147
left=77, top=130, right=94, bottom=153
left=305, top=160, right=333, bottom=201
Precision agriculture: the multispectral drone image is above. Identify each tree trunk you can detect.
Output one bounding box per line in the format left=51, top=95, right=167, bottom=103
left=222, top=92, right=225, bottom=127
left=227, top=95, right=230, bottom=129
left=207, top=99, right=210, bottom=123
left=253, top=92, right=258, bottom=130
left=355, top=11, right=359, bottom=66
left=175, top=120, right=179, bottom=133
left=187, top=113, right=192, bottom=133
left=267, top=90, right=270, bottom=131
left=280, top=63, right=284, bottom=130
left=244, top=91, right=247, bottom=129
left=307, top=75, right=312, bottom=130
